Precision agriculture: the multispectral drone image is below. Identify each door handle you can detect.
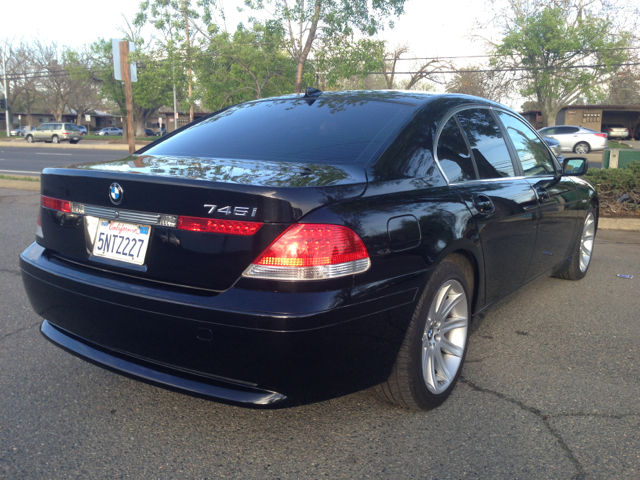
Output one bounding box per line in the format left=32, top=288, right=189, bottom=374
left=473, top=194, right=495, bottom=214
left=535, top=187, right=551, bottom=203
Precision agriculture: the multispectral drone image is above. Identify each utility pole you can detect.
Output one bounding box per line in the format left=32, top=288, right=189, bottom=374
left=184, top=2, right=194, bottom=123
left=2, top=49, right=9, bottom=137
left=173, top=84, right=178, bottom=131
left=119, top=41, right=136, bottom=155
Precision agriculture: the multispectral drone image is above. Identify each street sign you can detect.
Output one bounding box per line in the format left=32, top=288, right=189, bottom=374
left=112, top=39, right=137, bottom=82
left=18, top=114, right=21, bottom=120
left=85, top=114, right=90, bottom=122
left=158, top=117, right=163, bottom=125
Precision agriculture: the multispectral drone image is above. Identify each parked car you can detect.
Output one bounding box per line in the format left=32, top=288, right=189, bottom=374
left=537, top=125, right=608, bottom=154
left=96, top=127, right=123, bottom=136
left=601, top=123, right=630, bottom=140
left=144, top=128, right=160, bottom=136
left=21, top=91, right=597, bottom=410
left=25, top=123, right=82, bottom=144
left=78, top=125, right=88, bottom=135
left=10, top=126, right=35, bottom=136
left=542, top=136, right=562, bottom=159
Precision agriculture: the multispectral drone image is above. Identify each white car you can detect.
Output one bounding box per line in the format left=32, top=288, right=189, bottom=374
left=537, top=125, right=608, bottom=154
left=96, top=127, right=123, bottom=136
left=10, top=126, right=35, bottom=136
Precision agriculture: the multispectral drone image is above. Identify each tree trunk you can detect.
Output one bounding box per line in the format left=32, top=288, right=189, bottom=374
left=294, top=0, right=323, bottom=93
left=135, top=116, right=146, bottom=136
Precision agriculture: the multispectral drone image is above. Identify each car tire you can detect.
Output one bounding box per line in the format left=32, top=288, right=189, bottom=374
left=26, top=135, right=34, bottom=143
left=52, top=135, right=60, bottom=144
left=70, top=140, right=78, bottom=144
left=373, top=257, right=471, bottom=410
left=574, top=142, right=590, bottom=154
left=556, top=206, right=596, bottom=281
left=118, top=132, right=122, bottom=136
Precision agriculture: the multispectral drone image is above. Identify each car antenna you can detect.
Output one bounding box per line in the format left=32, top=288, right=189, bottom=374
left=303, top=87, right=322, bottom=105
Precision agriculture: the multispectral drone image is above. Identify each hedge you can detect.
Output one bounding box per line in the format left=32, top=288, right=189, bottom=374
left=584, top=161, right=640, bottom=216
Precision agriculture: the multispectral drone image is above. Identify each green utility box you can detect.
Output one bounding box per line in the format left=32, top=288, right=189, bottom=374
left=603, top=149, right=640, bottom=169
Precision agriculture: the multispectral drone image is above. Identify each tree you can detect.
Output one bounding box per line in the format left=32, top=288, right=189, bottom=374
left=489, top=2, right=632, bottom=126
left=64, top=47, right=104, bottom=125
left=195, top=23, right=295, bottom=109
left=89, top=39, right=179, bottom=135
left=31, top=40, right=77, bottom=121
left=606, top=67, right=640, bottom=105
left=445, top=66, right=512, bottom=102
left=245, top=0, right=408, bottom=93
left=381, top=44, right=445, bottom=91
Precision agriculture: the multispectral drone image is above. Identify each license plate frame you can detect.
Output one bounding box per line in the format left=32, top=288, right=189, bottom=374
left=92, top=219, right=151, bottom=265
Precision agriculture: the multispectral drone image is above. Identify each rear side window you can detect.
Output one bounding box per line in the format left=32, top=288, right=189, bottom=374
left=556, top=126, right=579, bottom=134
left=497, top=112, right=556, bottom=176
left=437, top=117, right=476, bottom=183
left=143, top=98, right=414, bottom=165
left=52, top=124, right=62, bottom=131
left=456, top=109, right=515, bottom=179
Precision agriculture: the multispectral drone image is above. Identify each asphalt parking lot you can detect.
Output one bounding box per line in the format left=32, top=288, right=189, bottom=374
left=1, top=187, right=638, bottom=479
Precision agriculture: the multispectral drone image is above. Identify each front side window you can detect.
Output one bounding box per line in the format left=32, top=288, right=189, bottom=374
left=455, top=109, right=515, bottom=179
left=497, top=112, right=556, bottom=176
left=437, top=116, right=476, bottom=183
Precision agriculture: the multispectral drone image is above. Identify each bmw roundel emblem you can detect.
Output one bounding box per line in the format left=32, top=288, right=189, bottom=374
left=109, top=183, right=123, bottom=205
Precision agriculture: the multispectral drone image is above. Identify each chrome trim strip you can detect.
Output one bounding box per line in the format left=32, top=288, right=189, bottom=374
left=83, top=205, right=162, bottom=225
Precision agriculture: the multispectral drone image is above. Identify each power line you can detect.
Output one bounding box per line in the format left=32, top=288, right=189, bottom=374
left=372, top=62, right=640, bottom=75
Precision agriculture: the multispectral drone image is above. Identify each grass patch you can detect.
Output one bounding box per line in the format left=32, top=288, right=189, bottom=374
left=0, top=174, right=40, bottom=182
left=608, top=141, right=632, bottom=149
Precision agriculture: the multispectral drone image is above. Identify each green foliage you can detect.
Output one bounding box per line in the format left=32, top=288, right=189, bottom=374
left=492, top=5, right=631, bottom=126
left=585, top=161, right=640, bottom=215
left=195, top=23, right=296, bottom=109
left=89, top=39, right=179, bottom=123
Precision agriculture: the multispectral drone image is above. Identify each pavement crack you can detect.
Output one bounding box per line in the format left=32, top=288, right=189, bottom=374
left=0, top=268, right=20, bottom=276
left=548, top=412, right=640, bottom=419
left=0, top=322, right=40, bottom=343
left=460, top=376, right=586, bottom=480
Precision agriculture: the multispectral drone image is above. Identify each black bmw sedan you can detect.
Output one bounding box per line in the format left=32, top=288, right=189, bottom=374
left=20, top=91, right=597, bottom=410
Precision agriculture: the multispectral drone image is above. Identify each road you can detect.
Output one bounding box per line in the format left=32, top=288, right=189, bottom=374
left=1, top=187, right=639, bottom=479
left=0, top=146, right=127, bottom=175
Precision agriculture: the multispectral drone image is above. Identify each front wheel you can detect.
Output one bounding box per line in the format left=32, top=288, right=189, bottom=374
left=26, top=135, right=34, bottom=143
left=556, top=206, right=596, bottom=280
left=374, top=259, right=471, bottom=410
left=70, top=140, right=79, bottom=144
left=52, top=135, right=60, bottom=144
left=574, top=142, right=590, bottom=154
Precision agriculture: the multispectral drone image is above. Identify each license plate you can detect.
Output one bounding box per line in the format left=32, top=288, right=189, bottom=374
left=93, top=220, right=151, bottom=265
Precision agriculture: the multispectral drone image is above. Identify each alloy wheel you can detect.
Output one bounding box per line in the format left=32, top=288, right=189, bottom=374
left=579, top=212, right=595, bottom=272
left=575, top=143, right=589, bottom=154
left=421, top=279, right=468, bottom=394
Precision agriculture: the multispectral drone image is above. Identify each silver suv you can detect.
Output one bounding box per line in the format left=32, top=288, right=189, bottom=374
left=537, top=125, right=608, bottom=154
left=26, top=123, right=82, bottom=144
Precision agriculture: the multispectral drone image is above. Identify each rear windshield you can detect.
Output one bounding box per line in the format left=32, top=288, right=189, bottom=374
left=142, top=97, right=414, bottom=165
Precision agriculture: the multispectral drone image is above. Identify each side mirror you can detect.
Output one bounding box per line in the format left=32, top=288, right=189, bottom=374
left=562, top=157, right=588, bottom=176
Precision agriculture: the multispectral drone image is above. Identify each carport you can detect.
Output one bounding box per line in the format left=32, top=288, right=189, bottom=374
left=556, top=105, right=640, bottom=139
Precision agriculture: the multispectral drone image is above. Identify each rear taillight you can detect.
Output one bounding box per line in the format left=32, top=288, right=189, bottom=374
left=243, top=224, right=370, bottom=280
left=177, top=216, right=262, bottom=236
left=42, top=196, right=72, bottom=213
left=595, top=133, right=607, bottom=138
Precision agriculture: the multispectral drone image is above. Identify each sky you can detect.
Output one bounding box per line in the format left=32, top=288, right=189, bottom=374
left=2, top=0, right=511, bottom=103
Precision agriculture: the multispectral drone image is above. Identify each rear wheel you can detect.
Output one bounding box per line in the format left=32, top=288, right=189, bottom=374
left=556, top=206, right=596, bottom=280
left=26, top=135, right=34, bottom=143
left=374, top=259, right=470, bottom=410
left=70, top=140, right=79, bottom=144
left=52, top=135, right=60, bottom=144
left=574, top=142, right=590, bottom=154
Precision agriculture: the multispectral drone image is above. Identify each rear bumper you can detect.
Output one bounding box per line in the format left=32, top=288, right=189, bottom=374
left=21, top=243, right=421, bottom=406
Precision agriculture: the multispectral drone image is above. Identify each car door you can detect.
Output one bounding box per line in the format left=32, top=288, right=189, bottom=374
left=556, top=126, right=581, bottom=152
left=34, top=124, right=50, bottom=141
left=495, top=111, right=580, bottom=279
left=439, top=108, right=539, bottom=304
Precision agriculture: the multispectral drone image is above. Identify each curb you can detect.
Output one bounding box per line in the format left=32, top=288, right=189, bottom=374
left=0, top=142, right=148, bottom=151
left=599, top=218, right=640, bottom=232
